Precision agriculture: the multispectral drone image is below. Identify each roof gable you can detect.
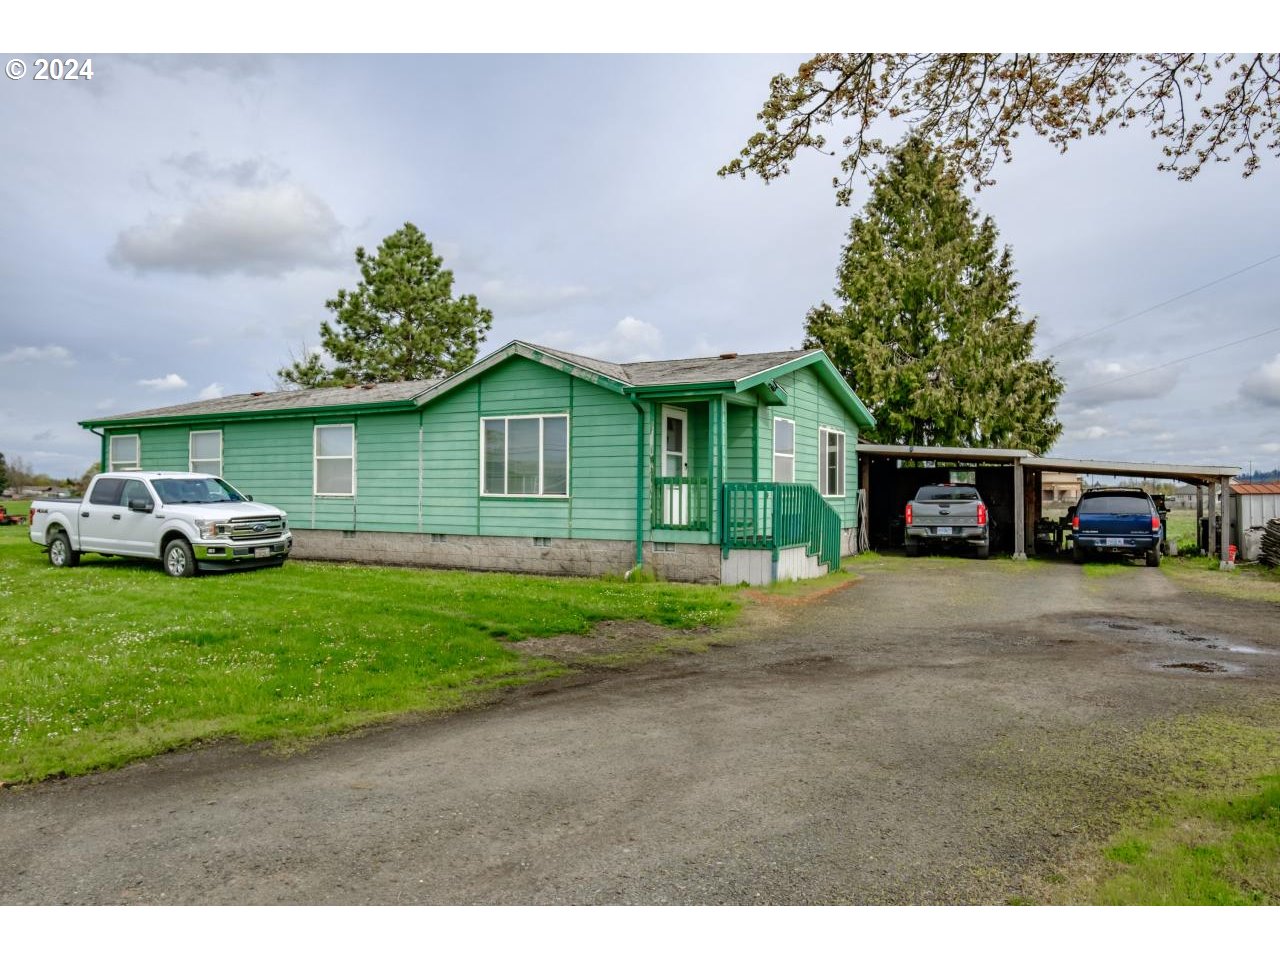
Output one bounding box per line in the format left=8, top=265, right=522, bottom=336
left=414, top=340, right=876, bottom=428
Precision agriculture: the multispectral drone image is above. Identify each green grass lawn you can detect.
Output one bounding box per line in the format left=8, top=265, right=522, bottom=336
left=0, top=524, right=738, bottom=783
left=1050, top=709, right=1280, bottom=904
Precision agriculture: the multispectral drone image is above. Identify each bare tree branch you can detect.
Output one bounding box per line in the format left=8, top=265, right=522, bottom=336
left=718, top=54, right=1280, bottom=204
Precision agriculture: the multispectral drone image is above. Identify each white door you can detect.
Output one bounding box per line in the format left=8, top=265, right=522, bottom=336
left=661, top=406, right=689, bottom=525
left=110, top=478, right=160, bottom=557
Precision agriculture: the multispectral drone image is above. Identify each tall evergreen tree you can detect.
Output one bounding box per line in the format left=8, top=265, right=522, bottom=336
left=279, top=223, right=493, bottom=387
left=805, top=137, right=1063, bottom=453
left=0, top=451, right=8, bottom=494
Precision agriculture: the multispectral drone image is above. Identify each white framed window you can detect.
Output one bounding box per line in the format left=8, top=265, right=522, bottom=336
left=819, top=427, right=846, bottom=497
left=314, top=424, right=355, bottom=497
left=109, top=434, right=140, bottom=471
left=773, top=417, right=795, bottom=483
left=481, top=414, right=569, bottom=497
left=189, top=430, right=223, bottom=476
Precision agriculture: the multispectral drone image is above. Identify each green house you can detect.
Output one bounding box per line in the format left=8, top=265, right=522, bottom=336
left=80, top=341, right=875, bottom=584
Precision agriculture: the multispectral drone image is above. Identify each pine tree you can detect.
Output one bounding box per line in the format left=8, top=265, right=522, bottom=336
left=0, top=451, right=8, bottom=494
left=278, top=223, right=493, bottom=387
left=804, top=137, right=1063, bottom=453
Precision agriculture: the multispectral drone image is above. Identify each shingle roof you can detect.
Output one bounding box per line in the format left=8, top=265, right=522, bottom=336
left=88, top=379, right=438, bottom=423
left=85, top=342, right=822, bottom=425
left=527, top=343, right=815, bottom=387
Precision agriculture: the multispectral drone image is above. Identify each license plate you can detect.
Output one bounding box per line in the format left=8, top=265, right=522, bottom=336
left=1104, top=537, right=1127, bottom=547
left=254, top=547, right=271, bottom=558
left=935, top=526, right=953, bottom=535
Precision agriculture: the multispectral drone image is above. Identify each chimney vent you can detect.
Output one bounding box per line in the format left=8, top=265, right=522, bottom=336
left=250, top=391, right=266, bottom=397
left=719, top=352, right=738, bottom=360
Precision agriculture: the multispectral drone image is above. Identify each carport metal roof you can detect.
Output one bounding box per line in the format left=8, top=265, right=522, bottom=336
left=855, top=443, right=1239, bottom=482
left=856, top=443, right=1030, bottom=463
left=1022, top=456, right=1238, bottom=483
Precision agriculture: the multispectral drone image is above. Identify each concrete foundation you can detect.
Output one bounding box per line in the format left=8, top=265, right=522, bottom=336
left=721, top=545, right=828, bottom=587
left=291, top=529, right=722, bottom=584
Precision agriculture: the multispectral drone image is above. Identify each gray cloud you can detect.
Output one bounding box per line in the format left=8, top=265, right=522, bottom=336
left=165, top=152, right=285, bottom=190
left=123, top=54, right=275, bottom=81
left=109, top=182, right=344, bottom=277
left=1240, top=352, right=1280, bottom=407
left=1059, top=358, right=1176, bottom=407
left=476, top=277, right=592, bottom=315
left=0, top=345, right=73, bottom=365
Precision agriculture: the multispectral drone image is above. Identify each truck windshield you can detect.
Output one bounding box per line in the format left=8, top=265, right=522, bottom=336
left=916, top=486, right=980, bottom=502
left=152, top=477, right=246, bottom=504
left=1079, top=495, right=1152, bottom=514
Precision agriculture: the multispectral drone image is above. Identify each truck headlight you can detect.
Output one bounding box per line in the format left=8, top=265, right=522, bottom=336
left=196, top=520, right=223, bottom=539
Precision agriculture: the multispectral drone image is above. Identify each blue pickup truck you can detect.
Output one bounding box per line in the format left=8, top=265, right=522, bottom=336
left=1071, top=488, right=1164, bottom=567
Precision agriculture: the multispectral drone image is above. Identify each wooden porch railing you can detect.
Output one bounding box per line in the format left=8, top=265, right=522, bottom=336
left=651, top=476, right=711, bottom=531
left=722, top=482, right=842, bottom=571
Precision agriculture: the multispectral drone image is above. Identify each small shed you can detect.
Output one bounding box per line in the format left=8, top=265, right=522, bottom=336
left=1230, top=482, right=1280, bottom=561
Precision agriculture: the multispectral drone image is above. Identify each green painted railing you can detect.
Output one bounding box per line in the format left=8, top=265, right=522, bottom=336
left=722, top=482, right=842, bottom=571
left=651, top=476, right=711, bottom=531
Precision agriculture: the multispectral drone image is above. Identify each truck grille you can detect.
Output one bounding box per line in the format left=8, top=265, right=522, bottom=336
left=226, top=516, right=285, bottom=541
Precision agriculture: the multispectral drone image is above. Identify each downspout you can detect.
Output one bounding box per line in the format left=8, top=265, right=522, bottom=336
left=88, top=427, right=106, bottom=471
left=626, top=392, right=646, bottom=573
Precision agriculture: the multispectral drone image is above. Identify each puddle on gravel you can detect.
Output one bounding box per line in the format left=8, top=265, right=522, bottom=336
left=1084, top=617, right=1272, bottom=656
left=1158, top=660, right=1248, bottom=675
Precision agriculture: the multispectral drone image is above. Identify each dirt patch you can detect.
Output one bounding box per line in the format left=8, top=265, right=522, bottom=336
left=505, top=619, right=694, bottom=661
left=740, top=573, right=862, bottom=606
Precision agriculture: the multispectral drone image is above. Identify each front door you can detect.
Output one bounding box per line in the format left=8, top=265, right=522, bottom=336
left=661, top=406, right=690, bottom=525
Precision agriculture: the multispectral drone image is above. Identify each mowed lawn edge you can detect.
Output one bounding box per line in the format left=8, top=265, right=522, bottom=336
left=0, top=524, right=738, bottom=784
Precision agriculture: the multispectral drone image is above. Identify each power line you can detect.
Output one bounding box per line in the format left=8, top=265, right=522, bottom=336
left=1046, top=250, right=1280, bottom=351
left=1064, top=323, right=1280, bottom=398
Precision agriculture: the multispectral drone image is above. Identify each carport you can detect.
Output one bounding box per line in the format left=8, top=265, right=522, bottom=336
left=857, top=444, right=1033, bottom=559
left=1023, top=456, right=1240, bottom=568
left=857, top=444, right=1240, bottom=568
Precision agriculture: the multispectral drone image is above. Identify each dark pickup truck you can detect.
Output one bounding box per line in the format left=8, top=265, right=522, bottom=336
left=1071, top=488, right=1164, bottom=567
left=904, top=483, right=991, bottom=558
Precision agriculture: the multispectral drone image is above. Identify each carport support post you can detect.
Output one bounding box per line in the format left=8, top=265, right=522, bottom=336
left=1012, top=461, right=1027, bottom=560
left=1195, top=484, right=1205, bottom=554
left=1207, top=480, right=1218, bottom=558
left=1220, top=478, right=1234, bottom=570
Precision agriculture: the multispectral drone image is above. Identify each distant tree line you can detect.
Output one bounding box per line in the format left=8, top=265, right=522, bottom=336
left=0, top=451, right=98, bottom=496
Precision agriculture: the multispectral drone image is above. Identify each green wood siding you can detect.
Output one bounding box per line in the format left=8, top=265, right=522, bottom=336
left=725, top=404, right=756, bottom=483
left=422, top=356, right=641, bottom=540
left=97, top=354, right=862, bottom=547
left=756, top=366, right=861, bottom=530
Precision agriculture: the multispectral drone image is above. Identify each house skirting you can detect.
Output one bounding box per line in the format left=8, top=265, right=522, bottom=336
left=290, top=529, right=723, bottom=583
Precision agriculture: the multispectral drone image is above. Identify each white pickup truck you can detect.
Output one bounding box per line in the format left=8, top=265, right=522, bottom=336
left=29, top=472, right=292, bottom=577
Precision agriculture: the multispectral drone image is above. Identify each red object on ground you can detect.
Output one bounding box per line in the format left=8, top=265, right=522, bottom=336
left=1229, top=544, right=1238, bottom=563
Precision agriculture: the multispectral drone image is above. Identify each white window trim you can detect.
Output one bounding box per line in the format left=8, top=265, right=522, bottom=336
left=772, top=417, right=795, bottom=484
left=819, top=426, right=846, bottom=498
left=189, top=429, right=223, bottom=476
left=480, top=413, right=571, bottom=499
left=313, top=423, right=356, bottom=498
left=109, top=434, right=141, bottom=472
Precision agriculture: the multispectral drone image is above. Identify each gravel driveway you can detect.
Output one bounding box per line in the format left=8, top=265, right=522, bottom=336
left=4, top=557, right=1278, bottom=904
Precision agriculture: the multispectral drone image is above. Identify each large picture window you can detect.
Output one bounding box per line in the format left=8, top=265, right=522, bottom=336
left=773, top=418, right=795, bottom=483
left=819, top=427, right=846, bottom=497
left=189, top=430, right=222, bottom=475
left=482, top=414, right=569, bottom=497
left=314, top=424, right=355, bottom=496
left=109, top=434, right=140, bottom=471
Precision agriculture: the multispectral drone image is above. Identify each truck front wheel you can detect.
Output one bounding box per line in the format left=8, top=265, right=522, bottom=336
left=48, top=530, right=80, bottom=568
left=163, top=538, right=198, bottom=578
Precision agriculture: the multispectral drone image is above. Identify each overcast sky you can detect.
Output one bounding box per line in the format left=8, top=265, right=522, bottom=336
left=1, top=53, right=1278, bottom=478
